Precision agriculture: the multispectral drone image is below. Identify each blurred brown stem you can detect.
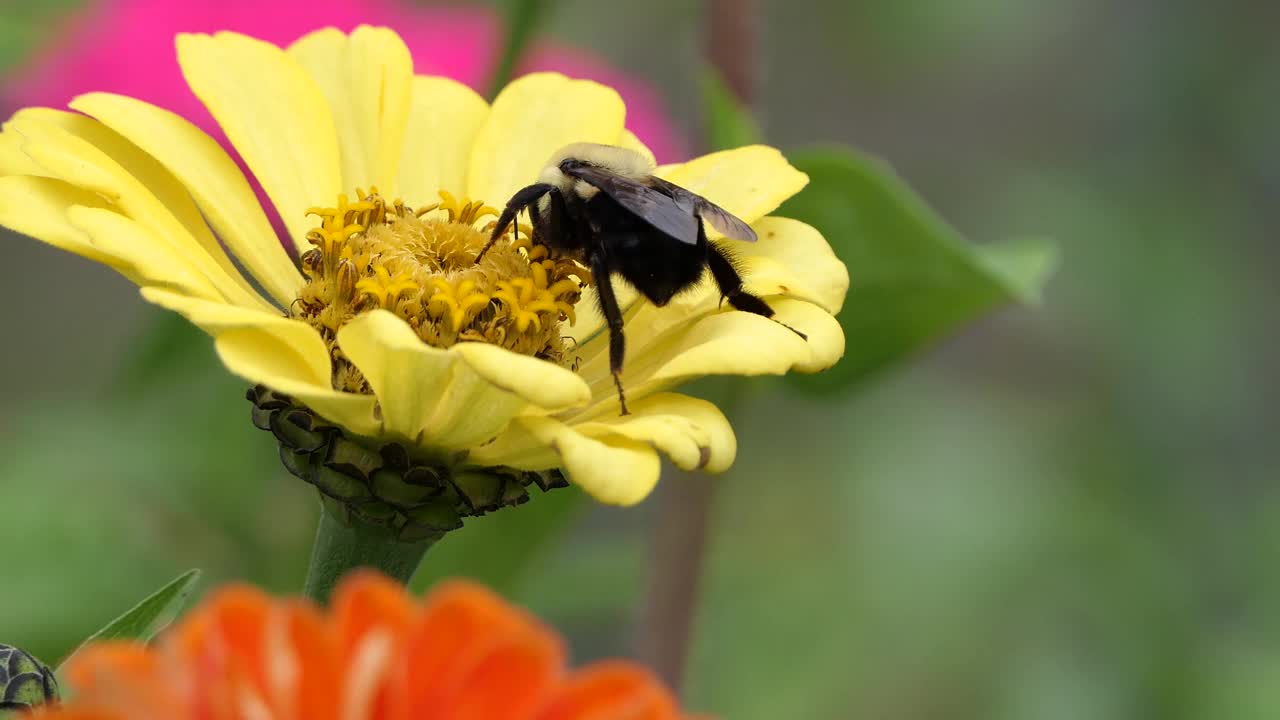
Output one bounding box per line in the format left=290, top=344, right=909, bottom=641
left=636, top=473, right=717, bottom=692
left=635, top=4, right=757, bottom=692
left=704, top=0, right=757, bottom=106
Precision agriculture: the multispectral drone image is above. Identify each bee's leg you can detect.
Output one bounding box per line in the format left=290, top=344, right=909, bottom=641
left=526, top=198, right=543, bottom=244
left=706, top=240, right=808, bottom=340
left=548, top=187, right=583, bottom=253
left=476, top=183, right=554, bottom=263
left=590, top=253, right=630, bottom=415
left=529, top=187, right=570, bottom=255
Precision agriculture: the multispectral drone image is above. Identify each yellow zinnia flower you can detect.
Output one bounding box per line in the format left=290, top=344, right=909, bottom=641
left=0, top=27, right=846, bottom=517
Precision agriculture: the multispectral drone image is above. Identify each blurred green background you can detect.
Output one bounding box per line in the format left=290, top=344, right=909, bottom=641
left=2, top=1, right=1278, bottom=718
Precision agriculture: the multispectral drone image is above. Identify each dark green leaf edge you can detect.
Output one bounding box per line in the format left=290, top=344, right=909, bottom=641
left=58, top=569, right=201, bottom=669
left=788, top=145, right=1059, bottom=306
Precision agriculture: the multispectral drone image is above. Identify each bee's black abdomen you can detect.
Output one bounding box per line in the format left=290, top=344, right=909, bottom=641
left=589, top=193, right=706, bottom=306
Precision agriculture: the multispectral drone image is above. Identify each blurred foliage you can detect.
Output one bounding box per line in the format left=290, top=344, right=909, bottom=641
left=1, top=2, right=1277, bottom=719
left=0, top=1, right=83, bottom=71
left=780, top=146, right=1056, bottom=391
left=700, top=68, right=762, bottom=150
left=0, top=314, right=314, bottom=661
left=488, top=0, right=553, bottom=97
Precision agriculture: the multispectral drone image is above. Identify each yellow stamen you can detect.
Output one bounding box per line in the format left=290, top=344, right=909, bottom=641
left=355, top=264, right=419, bottom=309
left=292, top=189, right=591, bottom=393
left=427, top=278, right=492, bottom=332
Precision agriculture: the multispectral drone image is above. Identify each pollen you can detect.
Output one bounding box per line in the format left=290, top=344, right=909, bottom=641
left=292, top=189, right=589, bottom=393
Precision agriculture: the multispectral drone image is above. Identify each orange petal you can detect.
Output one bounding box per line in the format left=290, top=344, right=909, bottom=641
left=330, top=571, right=420, bottom=653
left=44, top=576, right=694, bottom=720
left=329, top=571, right=420, bottom=719
left=436, top=637, right=564, bottom=720
left=169, top=585, right=287, bottom=720
left=29, top=711, right=124, bottom=720
left=535, top=661, right=681, bottom=720
left=61, top=642, right=156, bottom=695
left=400, top=581, right=566, bottom=719
left=54, top=643, right=181, bottom=719
left=273, top=600, right=341, bottom=720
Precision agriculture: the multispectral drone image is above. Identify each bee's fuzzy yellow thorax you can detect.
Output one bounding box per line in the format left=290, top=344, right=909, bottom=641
left=542, top=142, right=655, bottom=198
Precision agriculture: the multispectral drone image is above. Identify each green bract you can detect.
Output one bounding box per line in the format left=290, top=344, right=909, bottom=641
left=0, top=645, right=57, bottom=711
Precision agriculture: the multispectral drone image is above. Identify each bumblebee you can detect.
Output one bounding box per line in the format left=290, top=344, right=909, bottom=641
left=480, top=142, right=800, bottom=414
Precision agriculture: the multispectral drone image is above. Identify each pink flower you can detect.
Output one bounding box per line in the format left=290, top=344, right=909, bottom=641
left=5, top=0, right=683, bottom=163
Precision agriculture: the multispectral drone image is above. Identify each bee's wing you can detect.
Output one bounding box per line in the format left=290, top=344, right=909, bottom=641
left=649, top=177, right=758, bottom=242
left=562, top=164, right=700, bottom=244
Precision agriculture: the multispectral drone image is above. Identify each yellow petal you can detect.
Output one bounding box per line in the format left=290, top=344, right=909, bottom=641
left=449, top=341, right=591, bottom=410
left=68, top=206, right=223, bottom=299
left=335, top=310, right=458, bottom=444
left=647, top=298, right=844, bottom=381
left=70, top=92, right=301, bottom=307
left=575, top=298, right=844, bottom=403
left=288, top=26, right=413, bottom=196
left=0, top=126, right=46, bottom=176
left=6, top=108, right=269, bottom=309
left=772, top=298, right=846, bottom=372
left=657, top=146, right=809, bottom=234
left=734, top=216, right=849, bottom=314
left=468, top=73, right=625, bottom=204
left=398, top=76, right=489, bottom=204
left=563, top=279, right=639, bottom=350
left=574, top=392, right=736, bottom=473
left=178, top=31, right=342, bottom=252
left=470, top=416, right=661, bottom=506
left=141, top=287, right=378, bottom=436
left=0, top=176, right=128, bottom=271
left=336, top=311, right=585, bottom=450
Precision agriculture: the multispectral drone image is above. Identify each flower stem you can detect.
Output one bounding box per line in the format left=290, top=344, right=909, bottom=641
left=302, top=502, right=435, bottom=604
left=636, top=473, right=717, bottom=692
left=636, top=0, right=759, bottom=692
left=705, top=0, right=757, bottom=105
left=639, top=383, right=755, bottom=693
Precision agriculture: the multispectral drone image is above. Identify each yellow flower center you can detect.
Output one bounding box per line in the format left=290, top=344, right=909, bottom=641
left=292, top=188, right=590, bottom=393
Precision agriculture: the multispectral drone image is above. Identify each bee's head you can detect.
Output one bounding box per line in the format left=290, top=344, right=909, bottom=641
left=558, top=157, right=587, bottom=173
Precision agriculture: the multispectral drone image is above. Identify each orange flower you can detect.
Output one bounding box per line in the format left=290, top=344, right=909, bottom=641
left=36, top=573, right=693, bottom=720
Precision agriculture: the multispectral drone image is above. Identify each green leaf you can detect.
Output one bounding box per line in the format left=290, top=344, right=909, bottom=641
left=779, top=146, right=1058, bottom=391
left=701, top=68, right=762, bottom=150
left=60, top=569, right=200, bottom=664
left=488, top=0, right=554, bottom=99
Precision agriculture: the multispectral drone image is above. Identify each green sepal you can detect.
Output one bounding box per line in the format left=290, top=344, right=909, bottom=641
left=248, top=387, right=567, bottom=543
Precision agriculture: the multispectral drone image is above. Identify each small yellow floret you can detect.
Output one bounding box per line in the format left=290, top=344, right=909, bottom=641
left=427, top=278, right=492, bottom=332
left=355, top=264, right=419, bottom=309
left=292, top=188, right=591, bottom=392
